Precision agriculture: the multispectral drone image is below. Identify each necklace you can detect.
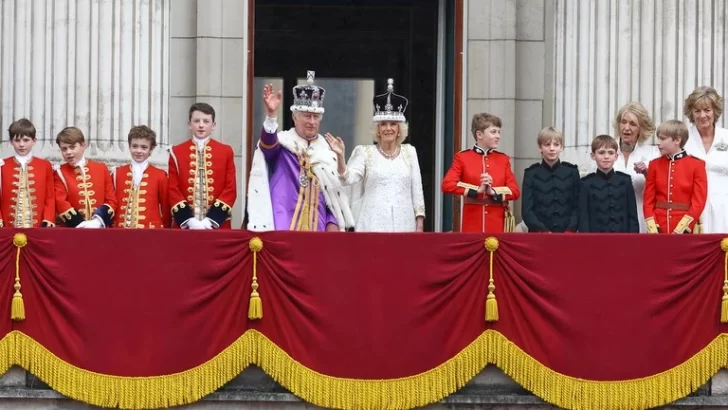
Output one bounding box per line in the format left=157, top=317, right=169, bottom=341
left=377, top=145, right=400, bottom=159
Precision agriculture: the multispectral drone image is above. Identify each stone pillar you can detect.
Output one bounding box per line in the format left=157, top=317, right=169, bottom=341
left=465, top=0, right=551, bottom=220
left=0, top=0, right=171, bottom=168
left=553, top=0, right=728, bottom=174
left=512, top=0, right=550, bottom=220
left=465, top=0, right=517, bottom=157
left=170, top=0, right=247, bottom=228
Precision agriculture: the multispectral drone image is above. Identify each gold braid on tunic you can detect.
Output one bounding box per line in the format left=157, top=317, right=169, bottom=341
left=10, top=164, right=37, bottom=228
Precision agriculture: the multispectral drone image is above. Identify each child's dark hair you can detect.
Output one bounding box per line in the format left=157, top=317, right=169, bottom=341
left=56, top=127, right=86, bottom=146
left=188, top=102, right=216, bottom=122
left=8, top=118, right=37, bottom=141
left=591, top=134, right=618, bottom=153
left=128, top=125, right=157, bottom=149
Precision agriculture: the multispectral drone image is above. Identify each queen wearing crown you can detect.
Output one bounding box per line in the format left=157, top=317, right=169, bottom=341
left=246, top=71, right=355, bottom=232
left=326, top=79, right=426, bottom=232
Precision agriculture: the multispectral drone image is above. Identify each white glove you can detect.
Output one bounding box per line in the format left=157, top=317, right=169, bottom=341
left=77, top=218, right=103, bottom=229
left=201, top=218, right=215, bottom=230
left=186, top=219, right=205, bottom=230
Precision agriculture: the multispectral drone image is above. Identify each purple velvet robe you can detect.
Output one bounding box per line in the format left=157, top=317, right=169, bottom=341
left=260, top=128, right=338, bottom=231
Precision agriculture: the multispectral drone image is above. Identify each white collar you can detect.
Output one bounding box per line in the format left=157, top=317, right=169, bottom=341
left=14, top=153, right=33, bottom=168
left=131, top=160, right=148, bottom=186
left=72, top=156, right=87, bottom=168
left=292, top=128, right=319, bottom=145
left=193, top=137, right=210, bottom=150
left=131, top=159, right=149, bottom=171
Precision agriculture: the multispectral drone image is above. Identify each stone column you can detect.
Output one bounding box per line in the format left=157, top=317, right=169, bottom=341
left=169, top=0, right=249, bottom=227
left=465, top=0, right=517, bottom=157
left=553, top=0, right=728, bottom=173
left=465, top=0, right=551, bottom=220
left=0, top=0, right=171, bottom=168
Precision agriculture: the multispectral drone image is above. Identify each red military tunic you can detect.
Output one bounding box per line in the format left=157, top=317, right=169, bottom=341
left=168, top=138, right=237, bottom=229
left=643, top=150, right=707, bottom=234
left=442, top=146, right=520, bottom=233
left=54, top=159, right=117, bottom=227
left=114, top=164, right=171, bottom=228
left=0, top=156, right=56, bottom=228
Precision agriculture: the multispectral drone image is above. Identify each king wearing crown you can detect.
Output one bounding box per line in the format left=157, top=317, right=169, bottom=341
left=246, top=71, right=355, bottom=232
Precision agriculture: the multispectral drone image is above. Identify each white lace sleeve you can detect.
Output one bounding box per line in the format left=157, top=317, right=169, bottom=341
left=340, top=145, right=367, bottom=186
left=263, top=116, right=278, bottom=134
left=408, top=145, right=426, bottom=217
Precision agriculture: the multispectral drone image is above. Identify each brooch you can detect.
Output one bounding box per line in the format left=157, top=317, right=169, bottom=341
left=715, top=142, right=728, bottom=151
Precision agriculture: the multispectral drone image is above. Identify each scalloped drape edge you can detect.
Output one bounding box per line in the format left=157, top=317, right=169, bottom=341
left=0, top=330, right=724, bottom=410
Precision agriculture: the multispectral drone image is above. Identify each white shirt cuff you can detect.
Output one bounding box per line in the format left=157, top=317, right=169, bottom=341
left=92, top=215, right=105, bottom=228
left=180, top=218, right=194, bottom=229
left=263, top=117, right=278, bottom=134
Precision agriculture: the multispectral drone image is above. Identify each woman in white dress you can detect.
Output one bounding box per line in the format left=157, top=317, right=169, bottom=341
left=612, top=102, right=659, bottom=233
left=325, top=79, right=425, bottom=232
left=683, top=86, right=728, bottom=233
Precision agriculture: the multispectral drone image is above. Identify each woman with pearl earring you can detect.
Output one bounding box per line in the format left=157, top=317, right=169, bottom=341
left=325, top=79, right=426, bottom=232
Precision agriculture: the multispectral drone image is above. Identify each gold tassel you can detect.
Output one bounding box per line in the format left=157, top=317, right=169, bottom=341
left=503, top=208, right=516, bottom=233
left=11, top=233, right=28, bottom=321
left=485, top=237, right=500, bottom=322
left=721, top=238, right=728, bottom=323
left=248, top=237, right=264, bottom=320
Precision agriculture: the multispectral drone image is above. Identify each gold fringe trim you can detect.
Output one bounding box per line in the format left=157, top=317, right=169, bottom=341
left=0, top=331, right=253, bottom=409
left=721, top=238, right=728, bottom=323
left=0, top=329, right=725, bottom=410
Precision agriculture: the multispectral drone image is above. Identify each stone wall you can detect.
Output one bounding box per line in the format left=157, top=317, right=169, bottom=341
left=552, top=0, right=728, bottom=174
left=0, top=367, right=725, bottom=409
left=464, top=0, right=553, bottom=219
left=0, top=0, right=171, bottom=168
left=170, top=0, right=248, bottom=228
left=0, top=0, right=249, bottom=228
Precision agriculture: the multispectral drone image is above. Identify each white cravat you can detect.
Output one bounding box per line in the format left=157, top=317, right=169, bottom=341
left=131, top=159, right=148, bottom=187
left=73, top=156, right=87, bottom=176
left=193, top=137, right=210, bottom=152
left=14, top=153, right=32, bottom=170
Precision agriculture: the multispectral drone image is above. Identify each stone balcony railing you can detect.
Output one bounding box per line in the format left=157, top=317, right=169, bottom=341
left=0, top=367, right=726, bottom=409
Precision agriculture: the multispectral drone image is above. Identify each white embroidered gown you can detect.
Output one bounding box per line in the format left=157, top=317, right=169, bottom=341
left=613, top=140, right=659, bottom=233
left=340, top=144, right=426, bottom=232
left=684, top=125, right=728, bottom=233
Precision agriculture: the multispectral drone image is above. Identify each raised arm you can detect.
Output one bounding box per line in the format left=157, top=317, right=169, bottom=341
left=259, top=84, right=283, bottom=163
left=337, top=145, right=367, bottom=186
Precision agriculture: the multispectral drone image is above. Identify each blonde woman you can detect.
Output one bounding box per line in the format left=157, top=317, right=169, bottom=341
left=612, top=102, right=659, bottom=232
left=325, top=79, right=425, bottom=232
left=683, top=86, right=728, bottom=233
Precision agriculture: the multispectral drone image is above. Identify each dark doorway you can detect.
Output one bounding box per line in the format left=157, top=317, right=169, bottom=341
left=254, top=0, right=440, bottom=231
